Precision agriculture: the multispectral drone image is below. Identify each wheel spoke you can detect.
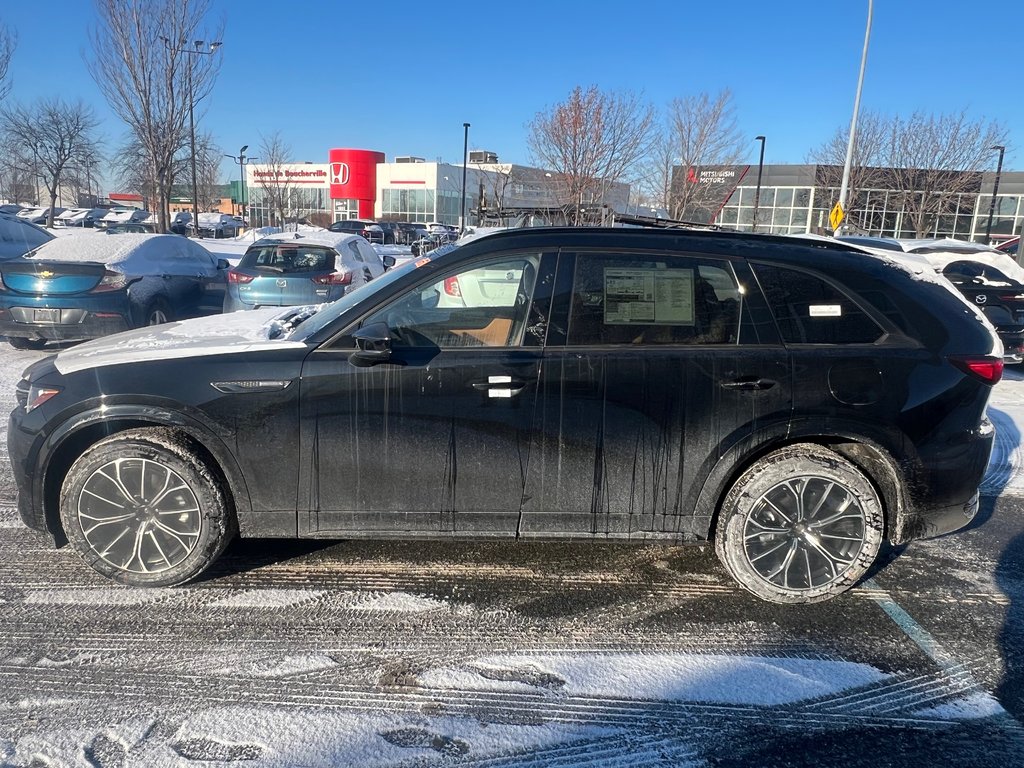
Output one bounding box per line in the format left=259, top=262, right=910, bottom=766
left=151, top=519, right=199, bottom=551
left=805, top=481, right=835, bottom=522
left=148, top=530, right=173, bottom=569
left=802, top=531, right=856, bottom=573
left=81, top=488, right=125, bottom=509
left=98, top=525, right=132, bottom=558
left=765, top=539, right=800, bottom=584
left=760, top=496, right=794, bottom=525
left=748, top=537, right=792, bottom=564
left=94, top=467, right=135, bottom=505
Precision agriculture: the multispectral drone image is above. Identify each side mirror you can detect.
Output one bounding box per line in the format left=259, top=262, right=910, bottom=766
left=382, top=254, right=396, bottom=270
left=217, top=258, right=230, bottom=270
left=349, top=321, right=393, bottom=366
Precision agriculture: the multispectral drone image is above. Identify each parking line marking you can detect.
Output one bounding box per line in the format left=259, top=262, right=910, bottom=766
left=864, top=577, right=1020, bottom=725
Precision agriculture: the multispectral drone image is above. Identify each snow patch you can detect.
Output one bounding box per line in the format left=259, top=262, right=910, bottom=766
left=214, top=653, right=339, bottom=679
left=209, top=589, right=325, bottom=609
left=420, top=652, right=889, bottom=706
left=23, top=588, right=177, bottom=606
left=341, top=590, right=449, bottom=613
left=913, top=691, right=1006, bottom=720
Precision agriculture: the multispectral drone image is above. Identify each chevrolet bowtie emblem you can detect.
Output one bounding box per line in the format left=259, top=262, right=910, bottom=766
left=38, top=270, right=53, bottom=278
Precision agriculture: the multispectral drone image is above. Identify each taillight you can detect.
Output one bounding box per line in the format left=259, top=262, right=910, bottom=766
left=227, top=269, right=255, bottom=284
left=950, top=356, right=1003, bottom=385
left=90, top=270, right=128, bottom=293
left=444, top=276, right=462, bottom=297
left=311, top=271, right=352, bottom=286
left=997, top=294, right=1024, bottom=301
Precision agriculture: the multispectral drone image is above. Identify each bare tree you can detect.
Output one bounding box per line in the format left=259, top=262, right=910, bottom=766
left=882, top=111, right=1008, bottom=238
left=189, top=131, right=223, bottom=212
left=528, top=86, right=654, bottom=225
left=0, top=23, right=15, bottom=104
left=652, top=90, right=746, bottom=221
left=1, top=99, right=101, bottom=225
left=255, top=131, right=296, bottom=227
left=89, top=0, right=222, bottom=232
left=808, top=110, right=889, bottom=228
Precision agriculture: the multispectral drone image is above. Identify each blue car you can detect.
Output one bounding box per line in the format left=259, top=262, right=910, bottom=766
left=224, top=232, right=386, bottom=312
left=0, top=233, right=228, bottom=349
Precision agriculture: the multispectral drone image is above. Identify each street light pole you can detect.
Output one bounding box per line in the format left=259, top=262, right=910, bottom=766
left=752, top=135, right=766, bottom=232
left=837, top=0, right=873, bottom=234
left=985, top=144, right=1006, bottom=243
left=162, top=37, right=221, bottom=235
left=460, top=122, right=470, bottom=233
left=225, top=146, right=256, bottom=222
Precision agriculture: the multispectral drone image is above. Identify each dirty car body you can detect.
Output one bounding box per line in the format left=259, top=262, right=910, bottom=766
left=8, top=228, right=1001, bottom=603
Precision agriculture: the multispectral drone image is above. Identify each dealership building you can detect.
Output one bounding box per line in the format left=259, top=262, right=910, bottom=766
left=672, top=163, right=1024, bottom=243
left=243, top=148, right=630, bottom=228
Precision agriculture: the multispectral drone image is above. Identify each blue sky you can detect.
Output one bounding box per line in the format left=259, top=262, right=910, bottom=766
left=2, top=0, right=1022, bottom=191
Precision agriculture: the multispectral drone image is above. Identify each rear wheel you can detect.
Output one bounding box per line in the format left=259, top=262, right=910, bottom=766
left=141, top=298, right=173, bottom=327
left=715, top=444, right=884, bottom=604
left=59, top=428, right=236, bottom=586
left=7, top=336, right=47, bottom=350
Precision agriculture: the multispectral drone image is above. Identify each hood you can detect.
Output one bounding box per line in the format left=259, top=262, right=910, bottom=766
left=54, top=307, right=306, bottom=375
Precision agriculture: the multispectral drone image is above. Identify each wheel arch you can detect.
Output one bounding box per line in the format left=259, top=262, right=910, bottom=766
left=696, top=432, right=909, bottom=546
left=37, top=406, right=252, bottom=544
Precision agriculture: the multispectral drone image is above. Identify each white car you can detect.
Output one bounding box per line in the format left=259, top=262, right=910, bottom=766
left=55, top=207, right=109, bottom=228
left=98, top=208, right=151, bottom=229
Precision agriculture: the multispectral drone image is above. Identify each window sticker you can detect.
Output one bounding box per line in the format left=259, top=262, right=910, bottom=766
left=808, top=304, right=843, bottom=317
left=415, top=258, right=431, bottom=268
left=603, top=268, right=695, bottom=325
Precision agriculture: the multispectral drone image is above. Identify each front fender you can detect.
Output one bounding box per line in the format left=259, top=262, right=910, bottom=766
left=31, top=402, right=253, bottom=540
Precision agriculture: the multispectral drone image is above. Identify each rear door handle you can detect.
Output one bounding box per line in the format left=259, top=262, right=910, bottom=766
left=721, top=378, right=777, bottom=391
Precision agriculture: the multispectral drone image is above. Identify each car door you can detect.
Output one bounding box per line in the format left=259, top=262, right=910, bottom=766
left=520, top=249, right=792, bottom=540
left=298, top=250, right=553, bottom=536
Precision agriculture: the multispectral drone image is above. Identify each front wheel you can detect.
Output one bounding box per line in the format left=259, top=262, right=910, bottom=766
left=715, top=444, right=884, bottom=604
left=59, top=428, right=236, bottom=586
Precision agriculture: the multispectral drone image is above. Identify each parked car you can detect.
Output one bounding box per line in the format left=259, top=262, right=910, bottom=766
left=902, top=239, right=1024, bottom=364
left=996, top=236, right=1019, bottom=257
left=98, top=208, right=150, bottom=230
left=143, top=211, right=192, bottom=235
left=0, top=233, right=229, bottom=349
left=9, top=228, right=1001, bottom=603
left=327, top=219, right=385, bottom=244
left=105, top=222, right=156, bottom=235
left=393, top=221, right=429, bottom=245
left=0, top=212, right=54, bottom=261
left=55, top=208, right=109, bottom=228
left=196, top=212, right=241, bottom=239
left=224, top=232, right=386, bottom=312
left=16, top=207, right=65, bottom=225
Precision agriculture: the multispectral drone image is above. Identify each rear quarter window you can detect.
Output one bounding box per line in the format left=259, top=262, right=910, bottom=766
left=751, top=263, right=885, bottom=344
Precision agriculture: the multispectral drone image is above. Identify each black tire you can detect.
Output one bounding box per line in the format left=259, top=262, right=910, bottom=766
left=715, top=443, right=884, bottom=604
left=140, top=298, right=173, bottom=327
left=59, top=428, right=236, bottom=587
left=8, top=336, right=47, bottom=350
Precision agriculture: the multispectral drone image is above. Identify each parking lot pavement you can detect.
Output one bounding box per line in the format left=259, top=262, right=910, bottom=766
left=2, top=345, right=1024, bottom=766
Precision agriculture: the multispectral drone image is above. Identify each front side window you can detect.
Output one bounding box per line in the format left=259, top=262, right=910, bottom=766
left=362, top=254, right=540, bottom=348
left=567, top=253, right=742, bottom=345
left=752, top=263, right=884, bottom=344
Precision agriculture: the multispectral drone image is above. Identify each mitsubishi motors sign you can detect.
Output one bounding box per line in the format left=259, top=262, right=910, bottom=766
left=686, top=166, right=742, bottom=185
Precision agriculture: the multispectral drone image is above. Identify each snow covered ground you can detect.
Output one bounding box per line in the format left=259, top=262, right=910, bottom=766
left=2, top=351, right=1024, bottom=764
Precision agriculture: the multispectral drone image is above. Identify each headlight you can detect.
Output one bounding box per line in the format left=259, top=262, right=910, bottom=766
left=25, top=384, right=61, bottom=412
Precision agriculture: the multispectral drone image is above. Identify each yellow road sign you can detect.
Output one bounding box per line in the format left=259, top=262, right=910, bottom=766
left=829, top=202, right=845, bottom=231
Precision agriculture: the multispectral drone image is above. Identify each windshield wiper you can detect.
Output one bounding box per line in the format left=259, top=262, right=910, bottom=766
left=266, top=306, right=321, bottom=339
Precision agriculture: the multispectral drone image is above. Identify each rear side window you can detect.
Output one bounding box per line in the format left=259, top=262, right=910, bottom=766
left=567, top=253, right=741, bottom=345
left=241, top=245, right=334, bottom=273
left=752, top=263, right=884, bottom=344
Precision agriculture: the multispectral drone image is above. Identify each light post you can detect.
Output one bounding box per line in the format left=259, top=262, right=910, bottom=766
left=837, top=0, right=874, bottom=234
left=224, top=145, right=256, bottom=220
left=985, top=144, right=1006, bottom=243
left=460, top=122, right=470, bottom=233
left=752, top=135, right=766, bottom=232
left=162, top=37, right=221, bottom=235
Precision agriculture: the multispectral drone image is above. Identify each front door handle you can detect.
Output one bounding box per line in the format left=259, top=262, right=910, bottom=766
left=721, top=377, right=777, bottom=391
left=472, top=376, right=528, bottom=397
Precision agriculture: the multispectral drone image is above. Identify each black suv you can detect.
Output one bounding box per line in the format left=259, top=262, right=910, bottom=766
left=8, top=228, right=1000, bottom=603
left=327, top=219, right=388, bottom=244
